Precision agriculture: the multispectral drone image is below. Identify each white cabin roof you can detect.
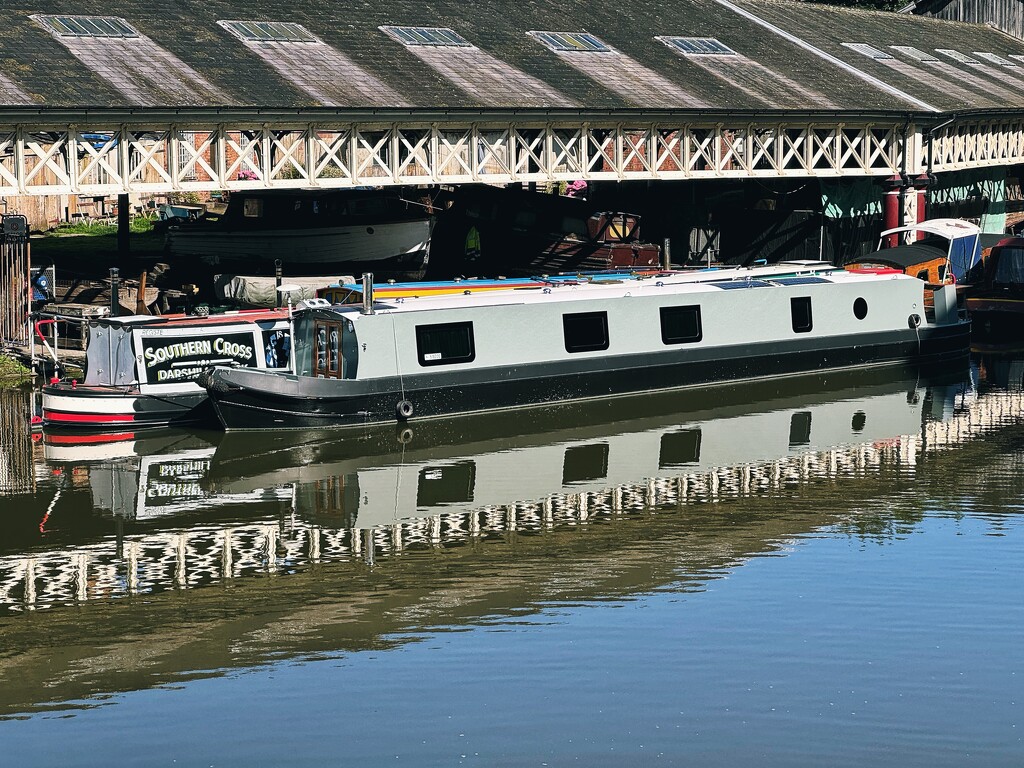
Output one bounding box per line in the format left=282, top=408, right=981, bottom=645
left=310, top=263, right=905, bottom=318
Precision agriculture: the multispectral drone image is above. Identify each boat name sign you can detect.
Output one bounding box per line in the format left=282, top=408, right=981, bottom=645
left=141, top=332, right=259, bottom=382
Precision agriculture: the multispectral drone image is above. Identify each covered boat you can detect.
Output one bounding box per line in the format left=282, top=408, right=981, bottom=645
left=42, top=308, right=292, bottom=430
left=845, top=218, right=983, bottom=289
left=200, top=262, right=970, bottom=431
left=166, top=188, right=435, bottom=279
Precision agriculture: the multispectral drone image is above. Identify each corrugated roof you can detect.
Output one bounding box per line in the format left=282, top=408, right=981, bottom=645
left=0, top=0, right=1022, bottom=113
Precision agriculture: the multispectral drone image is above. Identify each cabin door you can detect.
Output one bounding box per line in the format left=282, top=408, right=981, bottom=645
left=313, top=320, right=344, bottom=379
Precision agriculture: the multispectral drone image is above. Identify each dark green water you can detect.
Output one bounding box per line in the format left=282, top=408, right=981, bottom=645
left=0, top=359, right=1021, bottom=766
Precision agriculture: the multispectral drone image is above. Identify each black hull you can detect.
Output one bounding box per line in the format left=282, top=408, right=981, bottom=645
left=206, top=324, right=971, bottom=431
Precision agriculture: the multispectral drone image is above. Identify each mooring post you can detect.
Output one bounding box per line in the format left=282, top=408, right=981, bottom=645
left=109, top=267, right=120, bottom=317
left=117, top=193, right=130, bottom=265
left=275, top=259, right=283, bottom=308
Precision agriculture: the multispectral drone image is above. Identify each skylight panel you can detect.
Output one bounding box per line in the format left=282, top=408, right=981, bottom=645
left=529, top=31, right=611, bottom=53
left=841, top=43, right=893, bottom=60
left=658, top=37, right=737, bottom=56
left=974, top=51, right=1017, bottom=67
left=381, top=26, right=471, bottom=47
left=34, top=15, right=139, bottom=38
left=890, top=45, right=939, bottom=63
left=936, top=49, right=979, bottom=65
left=219, top=20, right=317, bottom=43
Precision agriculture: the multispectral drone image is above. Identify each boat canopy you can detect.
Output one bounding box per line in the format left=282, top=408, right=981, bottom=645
left=878, top=218, right=983, bottom=282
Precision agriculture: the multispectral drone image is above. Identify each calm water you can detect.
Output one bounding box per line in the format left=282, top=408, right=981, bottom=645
left=0, top=360, right=1021, bottom=766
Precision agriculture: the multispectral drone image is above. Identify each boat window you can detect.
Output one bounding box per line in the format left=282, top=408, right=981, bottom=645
left=853, top=298, right=868, bottom=320
left=563, top=311, right=609, bottom=353
left=791, top=297, right=812, bottom=333
left=314, top=321, right=345, bottom=379
left=562, top=443, right=609, bottom=484
left=416, top=321, right=476, bottom=366
left=660, top=305, right=703, bottom=345
left=417, top=462, right=476, bottom=506
left=659, top=429, right=702, bottom=468
left=243, top=198, right=263, bottom=218
left=789, top=411, right=812, bottom=446
left=993, top=248, right=1024, bottom=285
left=263, top=329, right=291, bottom=368
left=916, top=269, right=929, bottom=281
left=328, top=327, right=340, bottom=373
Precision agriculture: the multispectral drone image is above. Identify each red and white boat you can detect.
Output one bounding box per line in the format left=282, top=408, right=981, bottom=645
left=42, top=308, right=292, bottom=431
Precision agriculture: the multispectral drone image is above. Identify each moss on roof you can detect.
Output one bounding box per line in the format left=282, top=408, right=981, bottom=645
left=0, top=0, right=1022, bottom=113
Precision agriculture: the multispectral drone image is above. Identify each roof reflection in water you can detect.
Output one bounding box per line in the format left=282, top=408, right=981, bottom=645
left=4, top=359, right=1024, bottom=715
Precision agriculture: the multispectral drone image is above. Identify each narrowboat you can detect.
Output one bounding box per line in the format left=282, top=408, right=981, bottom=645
left=42, top=308, right=292, bottom=430
left=200, top=262, right=970, bottom=431
left=965, top=236, right=1024, bottom=342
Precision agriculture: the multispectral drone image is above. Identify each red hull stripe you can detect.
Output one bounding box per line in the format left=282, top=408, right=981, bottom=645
left=45, top=432, right=136, bottom=444
left=42, top=410, right=137, bottom=424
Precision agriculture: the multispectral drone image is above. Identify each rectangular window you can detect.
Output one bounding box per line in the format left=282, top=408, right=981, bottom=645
left=313, top=321, right=344, bottom=379
left=791, top=296, right=813, bottom=333
left=842, top=42, right=893, bottom=60
left=219, top=20, right=317, bottom=43
left=381, top=26, right=471, bottom=47
left=35, top=15, right=139, bottom=38
left=563, top=311, right=609, bottom=353
left=658, top=36, right=736, bottom=56
left=937, top=49, right=979, bottom=65
left=417, top=461, right=476, bottom=506
left=529, top=31, right=610, bottom=53
left=659, top=429, right=702, bottom=468
left=789, top=411, right=812, bottom=447
left=660, top=305, right=703, bottom=345
left=974, top=51, right=1016, bottom=67
left=562, top=443, right=609, bottom=484
left=416, top=321, right=475, bottom=366
left=891, top=45, right=939, bottom=63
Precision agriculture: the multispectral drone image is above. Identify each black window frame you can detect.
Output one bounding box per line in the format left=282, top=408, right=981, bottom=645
left=562, top=311, right=610, bottom=353
left=660, top=304, right=703, bottom=345
left=791, top=296, right=813, bottom=333
left=415, top=321, right=476, bottom=367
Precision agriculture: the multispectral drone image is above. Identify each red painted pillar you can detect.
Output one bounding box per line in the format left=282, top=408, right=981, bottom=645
left=882, top=174, right=904, bottom=247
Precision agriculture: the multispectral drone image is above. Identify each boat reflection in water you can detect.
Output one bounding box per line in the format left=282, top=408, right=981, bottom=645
left=209, top=366, right=968, bottom=530
left=10, top=363, right=978, bottom=613
left=9, top=357, right=1024, bottom=719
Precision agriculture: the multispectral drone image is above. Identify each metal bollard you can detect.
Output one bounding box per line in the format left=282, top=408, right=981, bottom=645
left=109, top=267, right=120, bottom=317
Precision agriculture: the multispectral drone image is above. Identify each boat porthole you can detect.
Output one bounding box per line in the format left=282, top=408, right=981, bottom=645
left=908, top=314, right=921, bottom=329
left=396, top=399, right=415, bottom=420
left=366, top=226, right=375, bottom=235
left=853, top=297, right=868, bottom=320
left=397, top=427, right=414, bottom=444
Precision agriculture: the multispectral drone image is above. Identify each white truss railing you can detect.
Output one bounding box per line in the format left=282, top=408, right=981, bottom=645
left=929, top=117, right=1024, bottom=173
left=0, top=119, right=927, bottom=196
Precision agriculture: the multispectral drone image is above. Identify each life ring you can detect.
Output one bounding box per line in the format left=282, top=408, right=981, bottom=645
left=396, top=399, right=415, bottom=420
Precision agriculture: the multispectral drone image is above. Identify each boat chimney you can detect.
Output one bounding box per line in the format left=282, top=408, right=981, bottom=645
left=662, top=238, right=671, bottom=271
left=361, top=272, right=374, bottom=315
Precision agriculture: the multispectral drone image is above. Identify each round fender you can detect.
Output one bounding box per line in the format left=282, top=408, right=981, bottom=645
left=396, top=399, right=415, bottom=420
